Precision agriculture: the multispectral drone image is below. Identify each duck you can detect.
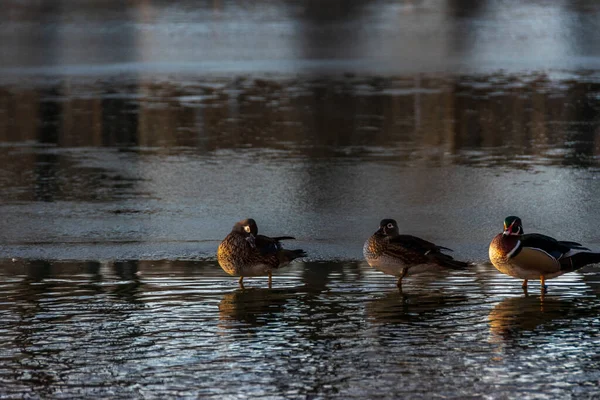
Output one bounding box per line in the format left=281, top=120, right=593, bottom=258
left=217, top=218, right=306, bottom=288
left=363, top=218, right=470, bottom=289
left=489, top=216, right=600, bottom=292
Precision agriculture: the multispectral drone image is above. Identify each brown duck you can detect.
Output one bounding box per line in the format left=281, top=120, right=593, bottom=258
left=363, top=218, right=470, bottom=289
left=217, top=218, right=306, bottom=288
left=489, top=216, right=600, bottom=293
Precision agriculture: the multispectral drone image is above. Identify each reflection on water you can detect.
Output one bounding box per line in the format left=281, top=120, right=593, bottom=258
left=488, top=294, right=600, bottom=340
left=1, top=75, right=599, bottom=166
left=365, top=290, right=470, bottom=324
left=218, top=288, right=292, bottom=328
left=2, top=259, right=600, bottom=398
left=489, top=295, right=572, bottom=340
left=2, top=1, right=600, bottom=398
left=1, top=5, right=600, bottom=264
left=0, top=73, right=599, bottom=262
left=485, top=294, right=600, bottom=394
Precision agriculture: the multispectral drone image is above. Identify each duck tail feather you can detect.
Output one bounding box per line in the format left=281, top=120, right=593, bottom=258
left=560, top=251, right=600, bottom=272
left=281, top=249, right=307, bottom=262
left=442, top=258, right=471, bottom=270
left=272, top=236, right=296, bottom=241
left=432, top=253, right=471, bottom=269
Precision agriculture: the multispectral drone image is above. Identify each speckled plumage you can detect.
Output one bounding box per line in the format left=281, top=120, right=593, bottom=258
left=363, top=218, right=469, bottom=288
left=217, top=218, right=306, bottom=287
left=489, top=216, right=600, bottom=292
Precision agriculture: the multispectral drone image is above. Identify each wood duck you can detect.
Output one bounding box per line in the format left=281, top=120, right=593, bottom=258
left=217, top=218, right=306, bottom=288
left=363, top=218, right=469, bottom=289
left=489, top=216, right=600, bottom=293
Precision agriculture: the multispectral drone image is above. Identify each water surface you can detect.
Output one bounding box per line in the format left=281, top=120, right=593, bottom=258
left=2, top=0, right=600, bottom=398
left=1, top=73, right=600, bottom=261
left=1, top=260, right=600, bottom=398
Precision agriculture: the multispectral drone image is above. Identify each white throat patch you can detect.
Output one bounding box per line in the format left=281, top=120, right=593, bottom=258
left=506, top=240, right=521, bottom=258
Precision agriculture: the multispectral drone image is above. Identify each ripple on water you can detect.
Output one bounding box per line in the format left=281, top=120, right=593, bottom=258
left=1, top=260, right=600, bottom=398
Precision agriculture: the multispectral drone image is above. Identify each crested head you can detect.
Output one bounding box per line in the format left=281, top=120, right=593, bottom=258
left=503, top=216, right=523, bottom=236
left=378, top=218, right=400, bottom=237
left=232, top=218, right=258, bottom=235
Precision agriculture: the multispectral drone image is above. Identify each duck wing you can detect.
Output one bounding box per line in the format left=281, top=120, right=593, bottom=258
left=252, top=234, right=283, bottom=255
left=557, top=240, right=590, bottom=251
left=519, top=233, right=579, bottom=259
left=387, top=235, right=453, bottom=255
left=254, top=234, right=297, bottom=254
left=384, top=235, right=468, bottom=269
left=254, top=234, right=306, bottom=265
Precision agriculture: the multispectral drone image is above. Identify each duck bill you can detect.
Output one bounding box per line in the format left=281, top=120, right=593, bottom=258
left=503, top=220, right=517, bottom=236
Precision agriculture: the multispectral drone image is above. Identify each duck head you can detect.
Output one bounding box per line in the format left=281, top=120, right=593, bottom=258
left=503, top=216, right=523, bottom=236
left=233, top=218, right=259, bottom=236
left=377, top=218, right=400, bottom=237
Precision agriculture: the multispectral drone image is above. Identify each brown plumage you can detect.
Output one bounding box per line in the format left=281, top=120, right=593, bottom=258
left=217, top=218, right=306, bottom=288
left=363, top=218, right=470, bottom=289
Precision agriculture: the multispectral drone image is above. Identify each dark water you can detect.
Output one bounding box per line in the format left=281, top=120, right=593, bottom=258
left=2, top=0, right=600, bottom=398
left=2, top=73, right=600, bottom=261
left=1, top=260, right=600, bottom=399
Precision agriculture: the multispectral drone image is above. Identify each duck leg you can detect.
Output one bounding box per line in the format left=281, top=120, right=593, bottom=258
left=396, top=268, right=408, bottom=290
left=268, top=272, right=272, bottom=289
left=238, top=276, right=245, bottom=289
left=521, top=279, right=528, bottom=290
left=540, top=275, right=547, bottom=294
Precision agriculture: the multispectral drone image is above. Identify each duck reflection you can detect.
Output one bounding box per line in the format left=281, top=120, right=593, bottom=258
left=366, top=291, right=468, bottom=324
left=14, top=259, right=143, bottom=304
left=110, top=260, right=143, bottom=303
left=488, top=296, right=573, bottom=340
left=301, top=261, right=363, bottom=292
left=19, top=260, right=104, bottom=298
left=8, top=259, right=143, bottom=396
left=218, top=288, right=294, bottom=328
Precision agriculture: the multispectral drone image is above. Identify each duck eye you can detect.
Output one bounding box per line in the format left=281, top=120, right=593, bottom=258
left=244, top=226, right=251, bottom=233
left=387, top=223, right=394, bottom=229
